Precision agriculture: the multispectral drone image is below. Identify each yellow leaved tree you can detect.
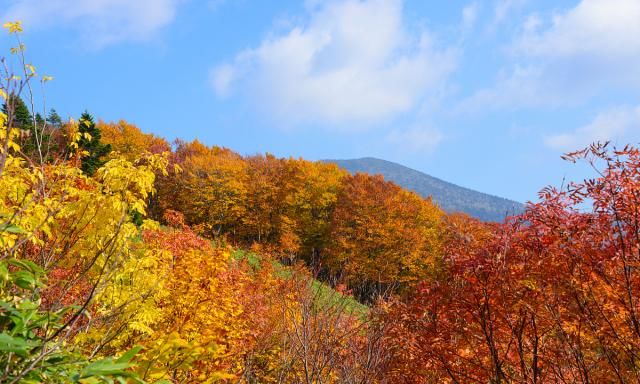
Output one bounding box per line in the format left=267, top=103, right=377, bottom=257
left=0, top=21, right=170, bottom=382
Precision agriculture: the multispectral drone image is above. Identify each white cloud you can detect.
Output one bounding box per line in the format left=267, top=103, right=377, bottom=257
left=517, top=0, right=640, bottom=60
left=211, top=0, right=457, bottom=127
left=210, top=64, right=237, bottom=97
left=386, top=126, right=443, bottom=153
left=462, top=3, right=479, bottom=33
left=545, top=105, right=640, bottom=150
left=2, top=0, right=181, bottom=48
left=465, top=0, right=640, bottom=110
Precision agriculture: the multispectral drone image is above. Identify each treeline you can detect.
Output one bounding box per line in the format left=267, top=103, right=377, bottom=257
left=10, top=107, right=445, bottom=301
left=88, top=123, right=442, bottom=302
left=157, top=140, right=442, bottom=300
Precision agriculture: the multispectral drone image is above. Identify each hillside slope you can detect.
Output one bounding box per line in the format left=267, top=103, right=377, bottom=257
left=325, top=157, right=524, bottom=222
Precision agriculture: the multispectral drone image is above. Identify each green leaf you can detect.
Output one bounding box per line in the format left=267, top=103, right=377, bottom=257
left=0, top=223, right=25, bottom=234
left=115, top=345, right=143, bottom=364
left=12, top=270, right=37, bottom=289
left=8, top=259, right=43, bottom=275
left=77, top=359, right=133, bottom=379
left=0, top=332, right=32, bottom=356
left=0, top=262, right=9, bottom=283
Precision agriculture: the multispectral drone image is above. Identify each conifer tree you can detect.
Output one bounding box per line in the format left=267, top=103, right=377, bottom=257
left=35, top=112, right=44, bottom=127
left=2, top=94, right=32, bottom=129
left=21, top=112, right=47, bottom=158
left=77, top=111, right=111, bottom=175
left=2, top=95, right=46, bottom=159
left=46, top=108, right=62, bottom=127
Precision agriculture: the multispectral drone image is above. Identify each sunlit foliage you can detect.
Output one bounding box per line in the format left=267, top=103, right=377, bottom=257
left=6, top=19, right=640, bottom=384
left=383, top=143, right=640, bottom=382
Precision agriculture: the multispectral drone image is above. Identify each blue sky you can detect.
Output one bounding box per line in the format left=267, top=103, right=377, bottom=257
left=2, top=0, right=639, bottom=203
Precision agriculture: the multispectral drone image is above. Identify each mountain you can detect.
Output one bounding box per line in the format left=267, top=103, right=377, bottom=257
left=324, top=157, right=525, bottom=222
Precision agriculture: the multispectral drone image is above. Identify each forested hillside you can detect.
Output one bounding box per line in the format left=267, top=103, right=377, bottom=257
left=4, top=22, right=640, bottom=383
left=327, top=157, right=524, bottom=222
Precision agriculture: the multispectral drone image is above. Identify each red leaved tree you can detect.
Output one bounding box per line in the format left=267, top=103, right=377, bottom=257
left=384, top=143, right=640, bottom=383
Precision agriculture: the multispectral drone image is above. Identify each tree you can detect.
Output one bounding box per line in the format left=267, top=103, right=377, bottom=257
left=0, top=24, right=171, bottom=379
left=77, top=111, right=111, bottom=175
left=34, top=112, right=44, bottom=126
left=327, top=173, right=443, bottom=301
left=383, top=215, right=532, bottom=383
left=278, top=158, right=346, bottom=265
left=383, top=143, right=640, bottom=383
left=157, top=140, right=248, bottom=238
left=262, top=272, right=387, bottom=384
left=240, top=154, right=286, bottom=245
left=46, top=108, right=62, bottom=127
left=2, top=93, right=32, bottom=130
left=1, top=94, right=44, bottom=160
left=98, top=119, right=170, bottom=161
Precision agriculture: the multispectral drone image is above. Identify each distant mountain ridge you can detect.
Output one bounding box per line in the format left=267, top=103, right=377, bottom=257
left=324, top=157, right=524, bottom=222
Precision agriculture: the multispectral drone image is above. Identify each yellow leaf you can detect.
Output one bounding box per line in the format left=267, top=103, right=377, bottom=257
left=3, top=21, right=23, bottom=33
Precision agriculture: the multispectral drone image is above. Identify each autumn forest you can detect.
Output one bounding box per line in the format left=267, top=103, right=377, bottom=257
left=3, top=20, right=640, bottom=383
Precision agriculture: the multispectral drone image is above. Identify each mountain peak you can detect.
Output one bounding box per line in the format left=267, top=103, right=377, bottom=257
left=324, top=158, right=524, bottom=222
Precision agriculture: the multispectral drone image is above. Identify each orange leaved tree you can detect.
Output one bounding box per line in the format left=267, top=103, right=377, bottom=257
left=326, top=173, right=443, bottom=302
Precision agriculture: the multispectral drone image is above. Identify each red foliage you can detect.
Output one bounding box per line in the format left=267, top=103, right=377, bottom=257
left=162, top=209, right=187, bottom=229
left=42, top=266, right=93, bottom=310
left=384, top=143, right=640, bottom=382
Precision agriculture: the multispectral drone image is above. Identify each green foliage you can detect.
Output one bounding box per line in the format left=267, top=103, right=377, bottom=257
left=1, top=94, right=40, bottom=158
left=0, top=256, right=143, bottom=383
left=34, top=112, right=44, bottom=127
left=1, top=95, right=60, bottom=161
left=130, top=209, right=144, bottom=226
left=47, top=109, right=62, bottom=128
left=77, top=111, right=111, bottom=176
left=2, top=94, right=31, bottom=130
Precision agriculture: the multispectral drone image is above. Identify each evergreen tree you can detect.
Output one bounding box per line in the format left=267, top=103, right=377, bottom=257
left=34, top=112, right=45, bottom=128
left=21, top=112, right=48, bottom=158
left=77, top=111, right=111, bottom=176
left=1, top=95, right=46, bottom=159
left=46, top=108, right=62, bottom=127
left=2, top=94, right=32, bottom=129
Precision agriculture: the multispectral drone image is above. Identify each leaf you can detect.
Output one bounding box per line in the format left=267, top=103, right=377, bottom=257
left=0, top=223, right=26, bottom=234
left=115, top=345, right=143, bottom=364
left=9, top=259, right=43, bottom=275
left=0, top=333, right=31, bottom=356
left=12, top=270, right=37, bottom=289
left=77, top=359, right=133, bottom=379
left=0, top=263, right=8, bottom=283
left=3, top=21, right=23, bottom=33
